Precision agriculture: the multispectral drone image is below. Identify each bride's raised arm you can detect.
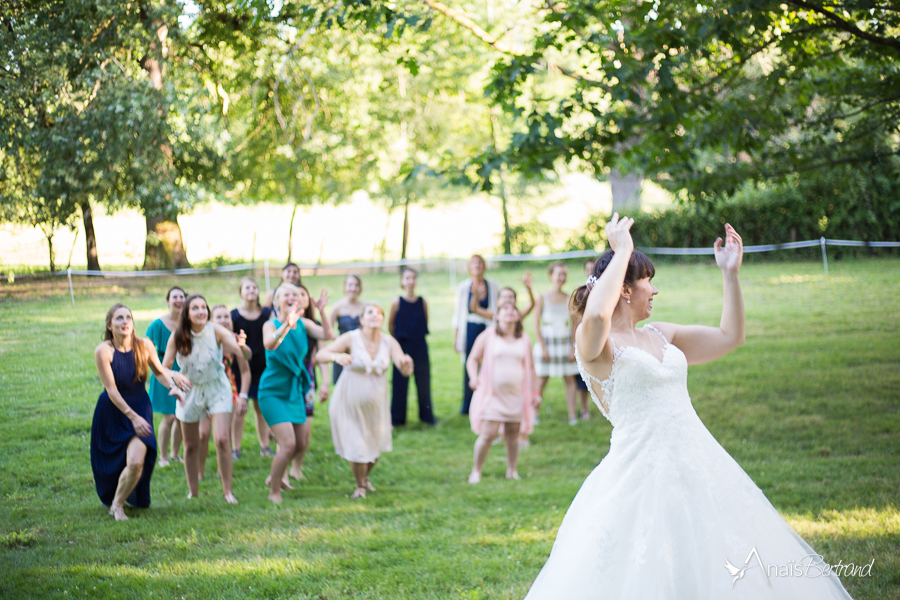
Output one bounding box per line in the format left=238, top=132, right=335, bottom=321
left=575, top=213, right=635, bottom=363
left=652, top=224, right=745, bottom=365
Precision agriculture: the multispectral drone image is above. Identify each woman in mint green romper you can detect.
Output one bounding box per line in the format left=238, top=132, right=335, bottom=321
left=259, top=282, right=333, bottom=503
left=146, top=286, right=185, bottom=466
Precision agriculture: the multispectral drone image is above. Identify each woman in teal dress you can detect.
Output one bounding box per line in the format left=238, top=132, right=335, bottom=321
left=146, top=286, right=185, bottom=467
left=259, top=282, right=334, bottom=503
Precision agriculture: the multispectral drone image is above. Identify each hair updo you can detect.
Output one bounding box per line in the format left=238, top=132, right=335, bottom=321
left=568, top=250, right=655, bottom=317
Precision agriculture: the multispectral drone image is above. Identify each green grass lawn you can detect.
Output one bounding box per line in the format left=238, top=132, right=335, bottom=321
left=1, top=258, right=898, bottom=599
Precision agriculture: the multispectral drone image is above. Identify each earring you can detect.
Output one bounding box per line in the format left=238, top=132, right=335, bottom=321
left=626, top=297, right=631, bottom=304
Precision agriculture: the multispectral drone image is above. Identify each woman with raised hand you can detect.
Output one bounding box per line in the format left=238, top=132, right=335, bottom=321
left=523, top=216, right=854, bottom=599
left=145, top=286, right=186, bottom=467
left=532, top=261, right=580, bottom=426
left=317, top=304, right=414, bottom=499
left=231, top=277, right=275, bottom=458
left=259, top=283, right=333, bottom=503
left=452, top=255, right=500, bottom=415
left=91, top=304, right=187, bottom=521
left=497, top=270, right=536, bottom=320
left=466, top=301, right=538, bottom=484
left=572, top=259, right=595, bottom=421
left=289, top=283, right=331, bottom=482
left=263, top=262, right=302, bottom=309
left=164, top=295, right=249, bottom=504
left=329, top=274, right=365, bottom=384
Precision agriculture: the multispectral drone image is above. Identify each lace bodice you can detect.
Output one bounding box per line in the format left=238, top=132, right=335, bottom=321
left=347, top=330, right=391, bottom=376
left=574, top=325, right=689, bottom=428
left=176, top=322, right=225, bottom=385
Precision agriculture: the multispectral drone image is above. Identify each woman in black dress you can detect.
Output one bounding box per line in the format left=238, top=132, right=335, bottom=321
left=231, top=276, right=275, bottom=457
left=91, top=303, right=186, bottom=521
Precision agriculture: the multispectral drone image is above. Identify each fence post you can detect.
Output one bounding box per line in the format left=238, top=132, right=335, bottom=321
left=820, top=237, right=829, bottom=276
left=264, top=259, right=270, bottom=293
left=67, top=268, right=75, bottom=307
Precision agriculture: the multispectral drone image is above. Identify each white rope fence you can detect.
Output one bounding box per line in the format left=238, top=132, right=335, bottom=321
left=1, top=237, right=898, bottom=307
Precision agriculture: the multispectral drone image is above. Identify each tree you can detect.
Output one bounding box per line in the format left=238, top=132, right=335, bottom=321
left=429, top=0, right=900, bottom=200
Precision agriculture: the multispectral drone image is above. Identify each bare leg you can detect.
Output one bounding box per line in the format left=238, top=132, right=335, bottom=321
left=564, top=375, right=578, bottom=421
left=180, top=421, right=201, bottom=497
left=109, top=437, right=147, bottom=521
left=290, top=420, right=312, bottom=480
left=470, top=420, right=501, bottom=483
left=253, top=401, right=272, bottom=453
left=364, top=458, right=378, bottom=491
left=503, top=421, right=521, bottom=479
left=350, top=462, right=368, bottom=498
left=198, top=416, right=211, bottom=480
left=171, top=417, right=183, bottom=460
left=157, top=414, right=174, bottom=462
left=231, top=408, right=245, bottom=455
left=579, top=390, right=590, bottom=420
left=211, top=413, right=236, bottom=503
left=267, top=423, right=297, bottom=503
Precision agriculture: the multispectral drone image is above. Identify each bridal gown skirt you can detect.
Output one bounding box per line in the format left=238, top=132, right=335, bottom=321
left=523, top=409, right=855, bottom=599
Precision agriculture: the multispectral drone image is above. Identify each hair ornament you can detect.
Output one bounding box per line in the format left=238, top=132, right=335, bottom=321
left=585, top=275, right=599, bottom=289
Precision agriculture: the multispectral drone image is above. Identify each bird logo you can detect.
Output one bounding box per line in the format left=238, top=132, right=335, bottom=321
left=724, top=546, right=770, bottom=588
left=724, top=557, right=754, bottom=588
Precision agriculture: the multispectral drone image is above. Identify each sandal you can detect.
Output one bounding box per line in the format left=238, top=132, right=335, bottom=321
left=224, top=492, right=238, bottom=504
left=157, top=458, right=170, bottom=468
left=364, top=478, right=376, bottom=492
left=108, top=503, right=128, bottom=521
left=351, top=487, right=367, bottom=499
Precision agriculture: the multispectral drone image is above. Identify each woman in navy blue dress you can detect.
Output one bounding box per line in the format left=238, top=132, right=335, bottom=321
left=388, top=267, right=435, bottom=425
left=329, top=274, right=365, bottom=384
left=91, top=303, right=187, bottom=521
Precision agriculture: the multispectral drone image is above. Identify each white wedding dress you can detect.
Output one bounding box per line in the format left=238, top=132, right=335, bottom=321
left=524, top=325, right=854, bottom=599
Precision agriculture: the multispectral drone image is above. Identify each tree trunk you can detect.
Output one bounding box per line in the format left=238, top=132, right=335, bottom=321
left=140, top=23, right=188, bottom=270
left=143, top=214, right=190, bottom=270
left=44, top=229, right=55, bottom=273
left=287, top=202, right=299, bottom=263
left=80, top=201, right=101, bottom=271
left=498, top=163, right=512, bottom=255
left=401, top=194, right=410, bottom=259
left=610, top=169, right=642, bottom=212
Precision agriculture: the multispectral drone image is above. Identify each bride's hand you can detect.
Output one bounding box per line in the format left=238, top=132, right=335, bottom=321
left=714, top=224, right=743, bottom=274
left=605, top=212, right=634, bottom=254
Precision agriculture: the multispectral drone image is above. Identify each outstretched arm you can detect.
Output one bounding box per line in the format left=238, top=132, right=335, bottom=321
left=216, top=325, right=249, bottom=413
left=652, top=225, right=745, bottom=365
left=576, top=213, right=635, bottom=363
left=519, top=271, right=535, bottom=319
left=387, top=335, right=414, bottom=377
left=315, top=332, right=353, bottom=366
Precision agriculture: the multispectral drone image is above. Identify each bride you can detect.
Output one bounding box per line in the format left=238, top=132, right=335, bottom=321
left=524, top=214, right=854, bottom=599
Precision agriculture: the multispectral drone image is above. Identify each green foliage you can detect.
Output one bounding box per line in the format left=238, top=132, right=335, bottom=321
left=569, top=161, right=900, bottom=253
left=479, top=0, right=900, bottom=198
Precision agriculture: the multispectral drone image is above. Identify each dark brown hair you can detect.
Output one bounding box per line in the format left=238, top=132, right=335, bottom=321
left=494, top=301, right=523, bottom=339
left=166, top=286, right=185, bottom=301
left=103, top=304, right=150, bottom=383
left=174, top=294, right=210, bottom=357
left=569, top=250, right=655, bottom=317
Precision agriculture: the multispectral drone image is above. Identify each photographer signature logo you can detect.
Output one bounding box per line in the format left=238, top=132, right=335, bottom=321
left=724, top=546, right=769, bottom=588
left=724, top=547, right=874, bottom=589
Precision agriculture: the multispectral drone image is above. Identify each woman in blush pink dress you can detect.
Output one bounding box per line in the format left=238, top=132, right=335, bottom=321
left=466, top=301, right=539, bottom=483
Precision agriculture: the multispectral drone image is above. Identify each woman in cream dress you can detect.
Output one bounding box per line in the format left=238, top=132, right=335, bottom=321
left=316, top=304, right=414, bottom=499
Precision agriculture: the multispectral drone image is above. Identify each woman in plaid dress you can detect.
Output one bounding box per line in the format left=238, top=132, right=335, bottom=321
left=532, top=261, right=580, bottom=425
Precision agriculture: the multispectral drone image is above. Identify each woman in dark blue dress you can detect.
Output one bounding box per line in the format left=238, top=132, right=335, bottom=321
left=388, top=267, right=435, bottom=425
left=91, top=303, right=187, bottom=521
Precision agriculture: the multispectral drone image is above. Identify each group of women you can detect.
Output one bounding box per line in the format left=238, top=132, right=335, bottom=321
left=89, top=265, right=420, bottom=517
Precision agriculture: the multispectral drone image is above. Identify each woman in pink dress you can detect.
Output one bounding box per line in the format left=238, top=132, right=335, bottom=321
left=466, top=301, right=539, bottom=483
